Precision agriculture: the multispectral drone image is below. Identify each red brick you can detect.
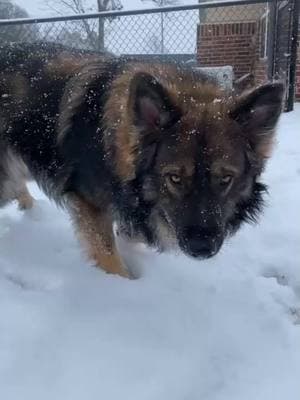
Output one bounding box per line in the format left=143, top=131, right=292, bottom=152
left=197, top=21, right=269, bottom=80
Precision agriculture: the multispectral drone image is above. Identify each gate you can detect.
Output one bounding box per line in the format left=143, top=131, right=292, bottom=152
left=271, top=0, right=300, bottom=111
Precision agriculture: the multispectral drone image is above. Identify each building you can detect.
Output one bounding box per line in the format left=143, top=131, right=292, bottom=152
left=197, top=1, right=299, bottom=100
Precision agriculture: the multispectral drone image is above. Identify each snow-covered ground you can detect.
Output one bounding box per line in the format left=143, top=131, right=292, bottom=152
left=0, top=106, right=300, bottom=399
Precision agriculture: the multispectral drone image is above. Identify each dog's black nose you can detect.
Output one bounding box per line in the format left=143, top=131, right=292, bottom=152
left=179, top=226, right=222, bottom=259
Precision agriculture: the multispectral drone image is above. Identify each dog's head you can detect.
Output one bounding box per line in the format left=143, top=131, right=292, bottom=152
left=113, top=71, right=284, bottom=258
left=58, top=61, right=284, bottom=259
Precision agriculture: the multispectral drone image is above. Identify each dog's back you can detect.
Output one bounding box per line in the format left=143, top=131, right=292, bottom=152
left=0, top=42, right=93, bottom=207
left=0, top=42, right=107, bottom=198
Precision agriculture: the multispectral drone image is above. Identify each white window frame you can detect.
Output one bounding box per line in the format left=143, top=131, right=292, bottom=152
left=259, top=5, right=270, bottom=59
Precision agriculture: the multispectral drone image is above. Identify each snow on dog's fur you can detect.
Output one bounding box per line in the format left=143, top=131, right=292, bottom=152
left=0, top=42, right=284, bottom=277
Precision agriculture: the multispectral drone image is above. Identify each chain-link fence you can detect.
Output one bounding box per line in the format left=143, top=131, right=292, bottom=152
left=0, top=0, right=299, bottom=110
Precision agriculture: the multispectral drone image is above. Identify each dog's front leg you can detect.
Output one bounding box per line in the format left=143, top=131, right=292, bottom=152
left=17, top=185, right=34, bottom=210
left=68, top=196, right=130, bottom=278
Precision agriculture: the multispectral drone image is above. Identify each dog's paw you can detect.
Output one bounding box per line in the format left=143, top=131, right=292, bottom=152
left=17, top=192, right=35, bottom=211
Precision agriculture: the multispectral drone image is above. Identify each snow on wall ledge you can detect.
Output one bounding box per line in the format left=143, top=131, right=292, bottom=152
left=0, top=106, right=300, bottom=400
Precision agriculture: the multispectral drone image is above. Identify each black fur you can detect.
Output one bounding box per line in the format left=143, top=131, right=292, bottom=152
left=0, top=42, right=284, bottom=268
left=228, top=182, right=267, bottom=234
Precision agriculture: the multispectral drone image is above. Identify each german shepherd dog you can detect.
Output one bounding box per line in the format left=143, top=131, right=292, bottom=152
left=0, top=42, right=284, bottom=278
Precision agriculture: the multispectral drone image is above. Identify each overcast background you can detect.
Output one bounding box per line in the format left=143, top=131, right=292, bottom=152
left=15, top=0, right=198, bottom=17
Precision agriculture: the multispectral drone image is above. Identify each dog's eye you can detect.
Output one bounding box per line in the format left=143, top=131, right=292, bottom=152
left=220, top=175, right=233, bottom=186
left=169, top=174, right=182, bottom=185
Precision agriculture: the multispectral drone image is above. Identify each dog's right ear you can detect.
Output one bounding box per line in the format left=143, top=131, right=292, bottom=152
left=229, top=82, right=284, bottom=159
left=128, top=72, right=180, bottom=131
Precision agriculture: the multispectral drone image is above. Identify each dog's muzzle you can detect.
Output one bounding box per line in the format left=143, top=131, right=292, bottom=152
left=178, top=225, right=223, bottom=259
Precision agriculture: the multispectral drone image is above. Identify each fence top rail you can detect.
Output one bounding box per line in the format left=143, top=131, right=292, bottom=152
left=0, top=0, right=279, bottom=26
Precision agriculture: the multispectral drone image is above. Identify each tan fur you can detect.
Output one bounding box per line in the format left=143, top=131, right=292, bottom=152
left=0, top=147, right=33, bottom=209
left=104, top=63, right=224, bottom=182
left=255, top=136, right=276, bottom=159
left=46, top=52, right=100, bottom=78
left=0, top=44, right=283, bottom=279
left=69, top=196, right=130, bottom=278
left=17, top=187, right=34, bottom=210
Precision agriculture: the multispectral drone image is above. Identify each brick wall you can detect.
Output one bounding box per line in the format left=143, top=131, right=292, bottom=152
left=197, top=12, right=299, bottom=101
left=197, top=22, right=258, bottom=79
left=197, top=21, right=269, bottom=84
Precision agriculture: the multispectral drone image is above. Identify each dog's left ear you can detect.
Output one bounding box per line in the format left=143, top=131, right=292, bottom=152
left=230, top=82, right=284, bottom=158
left=129, top=72, right=180, bottom=131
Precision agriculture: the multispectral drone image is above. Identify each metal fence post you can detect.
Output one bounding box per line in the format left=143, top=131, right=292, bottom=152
left=286, top=0, right=300, bottom=112
left=267, top=0, right=278, bottom=80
